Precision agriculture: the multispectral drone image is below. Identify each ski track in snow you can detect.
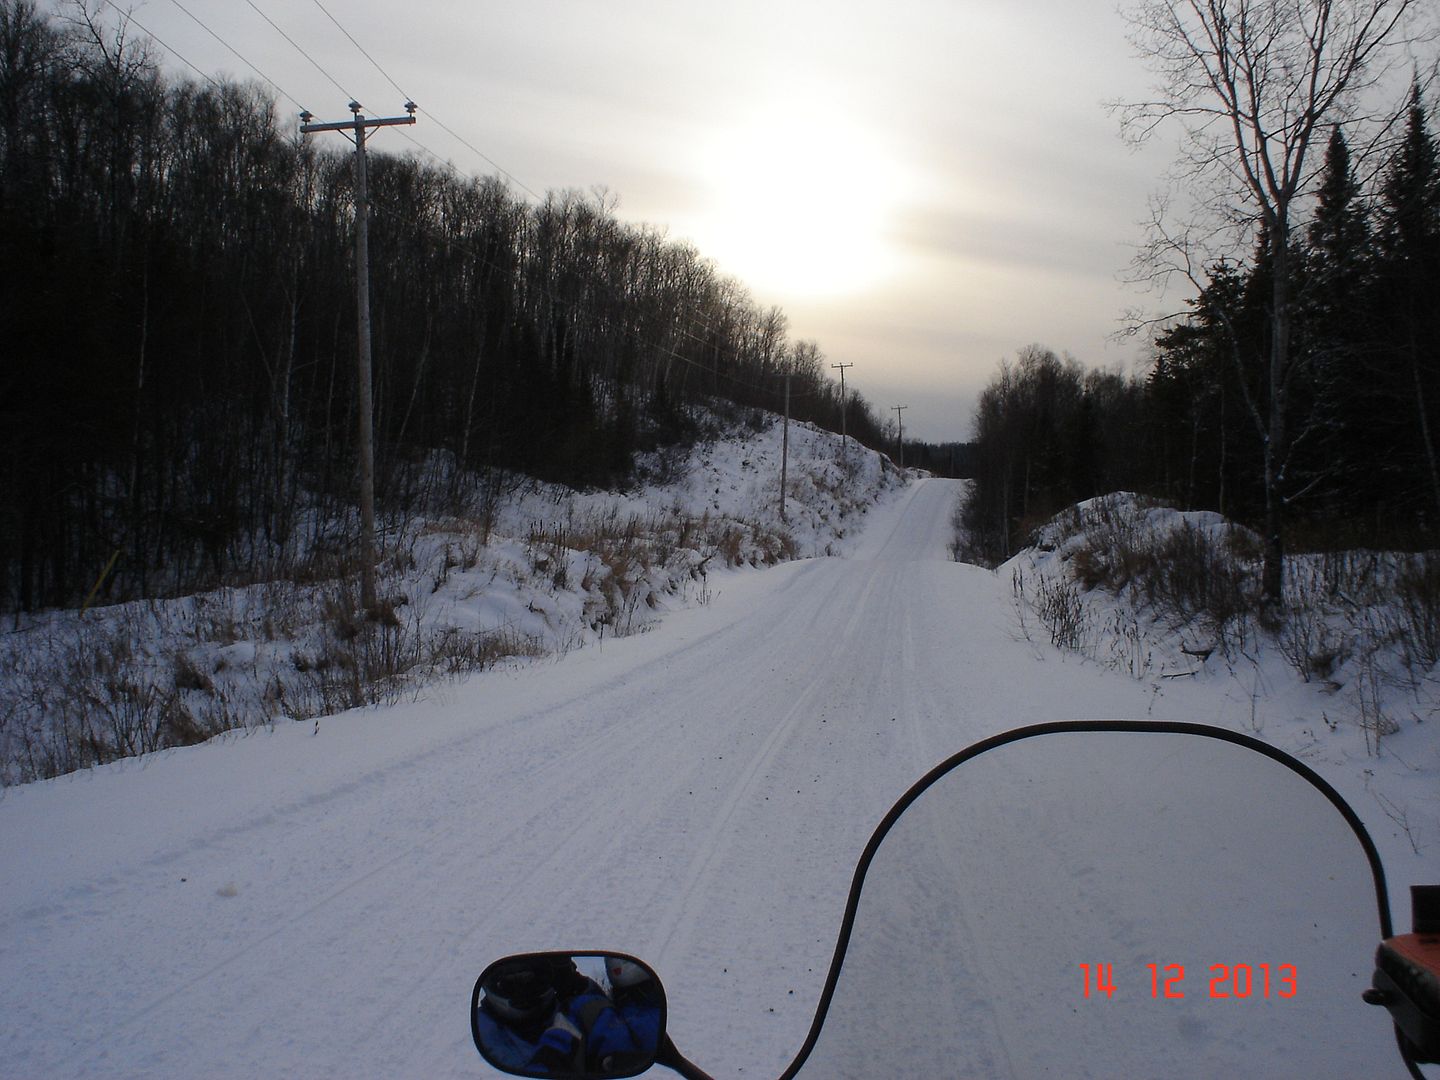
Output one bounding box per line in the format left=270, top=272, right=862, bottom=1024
left=1, top=477, right=1433, bottom=1078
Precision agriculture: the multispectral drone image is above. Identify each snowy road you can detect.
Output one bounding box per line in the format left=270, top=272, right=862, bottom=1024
left=0, top=478, right=1402, bottom=1077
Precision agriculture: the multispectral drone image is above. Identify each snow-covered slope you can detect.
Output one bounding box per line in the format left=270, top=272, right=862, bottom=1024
left=2, top=478, right=1432, bottom=1078
left=1, top=413, right=904, bottom=785
left=1005, top=492, right=1439, bottom=887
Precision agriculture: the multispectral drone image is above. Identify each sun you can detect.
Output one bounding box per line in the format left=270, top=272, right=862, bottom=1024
left=687, top=105, right=909, bottom=298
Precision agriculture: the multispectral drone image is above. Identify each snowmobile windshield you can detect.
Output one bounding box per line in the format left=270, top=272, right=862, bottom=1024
left=786, top=724, right=1390, bottom=1080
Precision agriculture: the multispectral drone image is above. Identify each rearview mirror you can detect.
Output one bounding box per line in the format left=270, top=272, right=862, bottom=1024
left=472, top=952, right=667, bottom=1078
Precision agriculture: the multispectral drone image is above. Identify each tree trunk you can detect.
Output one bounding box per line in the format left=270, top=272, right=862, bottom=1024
left=1262, top=234, right=1291, bottom=608
left=1408, top=309, right=1440, bottom=520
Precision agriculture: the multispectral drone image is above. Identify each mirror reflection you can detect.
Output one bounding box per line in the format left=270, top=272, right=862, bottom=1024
left=472, top=952, right=665, bottom=1078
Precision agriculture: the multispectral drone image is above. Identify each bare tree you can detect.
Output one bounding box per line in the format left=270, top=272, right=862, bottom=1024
left=1117, top=0, right=1429, bottom=604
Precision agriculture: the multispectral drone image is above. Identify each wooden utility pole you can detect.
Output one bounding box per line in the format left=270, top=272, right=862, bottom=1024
left=780, top=373, right=791, bottom=520
left=892, top=405, right=908, bottom=469
left=831, top=362, right=853, bottom=453
left=301, top=101, right=416, bottom=610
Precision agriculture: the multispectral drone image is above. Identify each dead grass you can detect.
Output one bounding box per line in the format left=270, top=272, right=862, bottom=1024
left=0, top=558, right=551, bottom=785
left=1062, top=501, right=1259, bottom=636
left=0, top=499, right=797, bottom=784
left=1008, top=495, right=1440, bottom=755
left=1396, top=551, right=1440, bottom=669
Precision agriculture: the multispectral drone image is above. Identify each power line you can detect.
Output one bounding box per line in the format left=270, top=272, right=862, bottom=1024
left=419, top=111, right=545, bottom=203
left=292, top=0, right=542, bottom=204
left=357, top=135, right=837, bottom=406
left=307, top=0, right=410, bottom=103
left=165, top=0, right=308, bottom=114
left=300, top=101, right=419, bottom=611
left=831, top=361, right=853, bottom=451
left=243, top=0, right=354, bottom=103
left=94, top=0, right=223, bottom=92
left=252, top=0, right=756, bottom=367
left=114, top=0, right=845, bottom=416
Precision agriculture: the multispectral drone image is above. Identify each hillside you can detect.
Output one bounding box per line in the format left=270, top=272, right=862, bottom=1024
left=1, top=409, right=905, bottom=785
left=1002, top=492, right=1439, bottom=882
left=2, top=477, right=1431, bottom=1078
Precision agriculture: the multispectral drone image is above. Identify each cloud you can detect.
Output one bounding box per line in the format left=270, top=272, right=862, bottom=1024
left=132, top=0, right=1166, bottom=442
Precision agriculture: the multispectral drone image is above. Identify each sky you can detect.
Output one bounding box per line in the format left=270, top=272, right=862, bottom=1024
left=77, top=0, right=1174, bottom=441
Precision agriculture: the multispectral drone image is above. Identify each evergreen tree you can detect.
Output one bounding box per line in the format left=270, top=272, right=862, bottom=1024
left=1303, top=127, right=1375, bottom=514
left=1372, top=85, right=1440, bottom=518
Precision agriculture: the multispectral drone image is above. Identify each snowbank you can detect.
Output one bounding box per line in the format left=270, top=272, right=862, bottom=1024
left=0, top=411, right=906, bottom=785
left=1003, top=492, right=1440, bottom=887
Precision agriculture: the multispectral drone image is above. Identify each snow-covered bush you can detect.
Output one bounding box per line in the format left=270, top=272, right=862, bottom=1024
left=1022, top=493, right=1260, bottom=645
left=0, top=412, right=903, bottom=784
left=1005, top=493, right=1440, bottom=756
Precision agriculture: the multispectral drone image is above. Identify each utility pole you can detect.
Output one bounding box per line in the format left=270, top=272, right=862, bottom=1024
left=892, top=405, right=908, bottom=469
left=779, top=372, right=791, bottom=521
left=830, top=362, right=853, bottom=454
left=301, top=101, right=416, bottom=611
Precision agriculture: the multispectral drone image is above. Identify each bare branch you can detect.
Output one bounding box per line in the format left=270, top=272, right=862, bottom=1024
left=1117, top=0, right=1434, bottom=603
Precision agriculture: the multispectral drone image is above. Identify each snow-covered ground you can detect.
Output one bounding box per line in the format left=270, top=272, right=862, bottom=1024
left=0, top=415, right=903, bottom=785
left=1, top=440, right=1436, bottom=1076
left=1007, top=492, right=1440, bottom=884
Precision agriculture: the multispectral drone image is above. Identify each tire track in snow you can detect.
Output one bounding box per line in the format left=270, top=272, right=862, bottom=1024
left=12, top=480, right=976, bottom=1079
left=642, top=487, right=966, bottom=1000
left=345, top=562, right=882, bottom=1058
left=648, top=634, right=842, bottom=972
left=42, top=649, right=718, bottom=1073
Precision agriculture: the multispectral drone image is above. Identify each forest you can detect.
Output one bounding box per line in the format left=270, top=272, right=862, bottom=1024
left=9, top=0, right=1434, bottom=621
left=961, top=94, right=1440, bottom=569
left=0, top=0, right=903, bottom=615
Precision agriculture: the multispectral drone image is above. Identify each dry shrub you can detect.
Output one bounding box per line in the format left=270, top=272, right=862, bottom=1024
left=1141, top=522, right=1255, bottom=628
left=1277, top=608, right=1349, bottom=682
left=1064, top=502, right=1153, bottom=592
left=1071, top=514, right=1256, bottom=633
left=716, top=526, right=744, bottom=566
left=1024, top=495, right=1439, bottom=706
left=171, top=651, right=216, bottom=694
left=1396, top=551, right=1440, bottom=669
left=2, top=566, right=554, bottom=785
left=161, top=698, right=213, bottom=748
left=1033, top=575, right=1090, bottom=650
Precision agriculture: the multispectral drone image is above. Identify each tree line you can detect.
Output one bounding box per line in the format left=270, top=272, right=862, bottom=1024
left=962, top=91, right=1439, bottom=566
left=0, top=0, right=893, bottom=614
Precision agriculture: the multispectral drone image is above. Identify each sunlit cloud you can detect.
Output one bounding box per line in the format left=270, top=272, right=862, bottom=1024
left=671, top=93, right=915, bottom=298
left=91, top=0, right=1165, bottom=440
